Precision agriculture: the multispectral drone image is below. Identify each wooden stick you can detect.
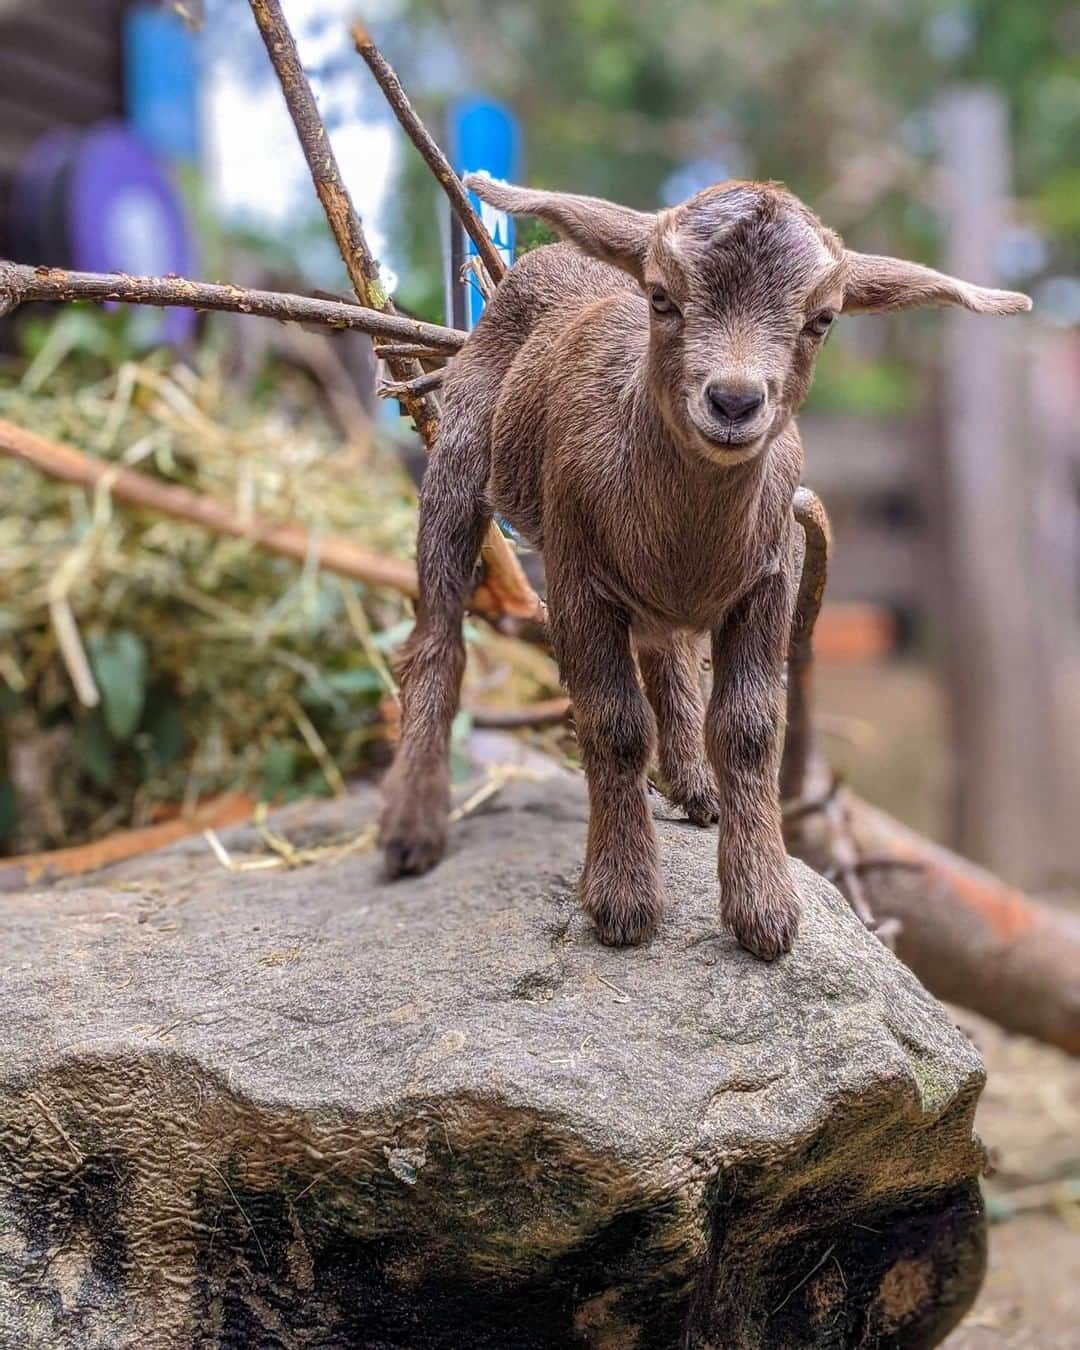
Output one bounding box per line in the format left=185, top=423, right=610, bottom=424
left=379, top=368, right=445, bottom=400
left=373, top=343, right=449, bottom=361
left=781, top=486, right=832, bottom=804
left=0, top=793, right=256, bottom=892
left=248, top=0, right=541, bottom=623
left=468, top=697, right=571, bottom=729
left=351, top=20, right=508, bottom=286
left=0, top=260, right=467, bottom=351
left=0, top=417, right=420, bottom=593
left=0, top=418, right=525, bottom=618
left=788, top=771, right=1080, bottom=1057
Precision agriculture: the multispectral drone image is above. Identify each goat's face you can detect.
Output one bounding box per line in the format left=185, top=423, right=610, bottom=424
left=466, top=173, right=1031, bottom=467
left=643, top=184, right=844, bottom=464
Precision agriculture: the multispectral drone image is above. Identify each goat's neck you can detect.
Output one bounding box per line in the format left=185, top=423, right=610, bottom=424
left=631, top=365, right=780, bottom=530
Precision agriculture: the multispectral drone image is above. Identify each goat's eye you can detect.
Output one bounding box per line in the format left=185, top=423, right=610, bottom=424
left=650, top=287, right=675, bottom=315
left=804, top=310, right=836, bottom=338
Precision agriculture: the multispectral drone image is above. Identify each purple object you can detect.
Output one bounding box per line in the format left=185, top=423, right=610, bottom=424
left=9, top=128, right=81, bottom=265
left=66, top=121, right=196, bottom=345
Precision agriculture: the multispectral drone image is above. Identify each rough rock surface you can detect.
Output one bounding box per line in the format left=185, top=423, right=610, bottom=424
left=0, top=775, right=986, bottom=1348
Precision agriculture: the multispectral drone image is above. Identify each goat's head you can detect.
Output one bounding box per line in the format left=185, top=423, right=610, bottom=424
left=466, top=174, right=1031, bottom=466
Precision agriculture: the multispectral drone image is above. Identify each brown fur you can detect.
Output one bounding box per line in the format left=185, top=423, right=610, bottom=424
left=379, top=176, right=1030, bottom=959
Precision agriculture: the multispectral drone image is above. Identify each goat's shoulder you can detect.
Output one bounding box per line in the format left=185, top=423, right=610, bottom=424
left=506, top=241, right=637, bottom=303
left=474, top=242, right=638, bottom=347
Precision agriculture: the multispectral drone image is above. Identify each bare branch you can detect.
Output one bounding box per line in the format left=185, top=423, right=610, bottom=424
left=0, top=418, right=511, bottom=621
left=248, top=0, right=541, bottom=623
left=379, top=368, right=445, bottom=400
left=351, top=20, right=508, bottom=287
left=373, top=343, right=450, bottom=362
left=0, top=260, right=467, bottom=352
left=788, top=774, right=1080, bottom=1056
left=0, top=417, right=418, bottom=596
left=468, top=697, right=571, bottom=729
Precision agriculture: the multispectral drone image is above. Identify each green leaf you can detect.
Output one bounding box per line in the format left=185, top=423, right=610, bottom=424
left=89, top=631, right=148, bottom=742
left=0, top=777, right=16, bottom=842
left=74, top=714, right=117, bottom=790
left=326, top=667, right=386, bottom=696
left=140, top=696, right=186, bottom=771
left=371, top=619, right=414, bottom=652
left=262, top=741, right=299, bottom=800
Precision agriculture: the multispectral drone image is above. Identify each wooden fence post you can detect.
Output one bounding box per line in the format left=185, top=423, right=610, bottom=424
left=938, top=86, right=1060, bottom=884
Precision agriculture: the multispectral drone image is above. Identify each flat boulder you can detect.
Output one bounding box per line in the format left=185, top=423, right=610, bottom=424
left=0, top=775, right=986, bottom=1348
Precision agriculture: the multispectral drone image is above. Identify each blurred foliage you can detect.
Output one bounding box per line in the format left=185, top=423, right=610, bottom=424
left=0, top=309, right=563, bottom=854
left=384, top=0, right=1077, bottom=400
left=805, top=340, right=920, bottom=418
left=0, top=313, right=411, bottom=852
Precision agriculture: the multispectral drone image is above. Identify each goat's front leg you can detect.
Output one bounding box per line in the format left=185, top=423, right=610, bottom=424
left=707, top=569, right=799, bottom=960
left=639, top=636, right=720, bottom=826
left=552, top=591, right=663, bottom=946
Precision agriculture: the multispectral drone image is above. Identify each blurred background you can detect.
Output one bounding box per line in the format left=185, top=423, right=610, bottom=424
left=2, top=0, right=1077, bottom=882
left=0, top=3, right=1078, bottom=1336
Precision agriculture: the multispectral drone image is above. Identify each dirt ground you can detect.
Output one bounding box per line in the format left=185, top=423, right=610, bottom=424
left=944, top=1011, right=1080, bottom=1348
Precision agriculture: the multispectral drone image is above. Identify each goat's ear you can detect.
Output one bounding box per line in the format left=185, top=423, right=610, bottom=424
left=842, top=251, right=1032, bottom=316
left=465, top=175, right=654, bottom=281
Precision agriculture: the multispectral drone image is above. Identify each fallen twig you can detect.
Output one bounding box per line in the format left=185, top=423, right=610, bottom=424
left=0, top=417, right=534, bottom=619
left=0, top=793, right=255, bottom=891
left=787, top=775, right=1080, bottom=1057
left=0, top=260, right=467, bottom=351
left=468, top=697, right=572, bottom=729
left=0, top=417, right=420, bottom=598
left=204, top=764, right=533, bottom=874
left=351, top=20, right=508, bottom=287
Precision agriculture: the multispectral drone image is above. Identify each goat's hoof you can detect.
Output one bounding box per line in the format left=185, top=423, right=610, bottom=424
left=659, top=770, right=720, bottom=827
left=380, top=815, right=447, bottom=879
left=679, top=790, right=721, bottom=828
left=582, top=866, right=665, bottom=947
left=724, top=875, right=801, bottom=961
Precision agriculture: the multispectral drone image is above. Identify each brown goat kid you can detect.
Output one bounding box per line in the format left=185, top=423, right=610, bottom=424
left=380, top=177, right=1030, bottom=959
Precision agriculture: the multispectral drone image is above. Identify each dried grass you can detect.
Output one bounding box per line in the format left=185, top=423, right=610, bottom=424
left=0, top=327, right=561, bottom=854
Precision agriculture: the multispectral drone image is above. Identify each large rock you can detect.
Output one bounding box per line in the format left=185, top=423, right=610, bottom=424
left=0, top=775, right=985, bottom=1348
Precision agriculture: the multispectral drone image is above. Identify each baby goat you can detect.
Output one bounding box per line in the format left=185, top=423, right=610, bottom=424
left=380, top=177, right=1030, bottom=959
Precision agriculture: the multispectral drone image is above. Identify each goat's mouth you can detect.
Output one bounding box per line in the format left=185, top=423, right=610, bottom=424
left=687, top=404, right=769, bottom=461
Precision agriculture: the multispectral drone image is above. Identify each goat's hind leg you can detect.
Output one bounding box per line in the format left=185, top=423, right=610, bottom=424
left=639, top=636, right=720, bottom=827
left=380, top=410, right=491, bottom=878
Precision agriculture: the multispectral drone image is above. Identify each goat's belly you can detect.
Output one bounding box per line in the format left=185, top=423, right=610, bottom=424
left=489, top=475, right=544, bottom=551
left=606, top=559, right=750, bottom=637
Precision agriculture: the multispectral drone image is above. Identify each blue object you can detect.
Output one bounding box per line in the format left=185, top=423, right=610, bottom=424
left=125, top=5, right=201, bottom=162
left=448, top=97, right=521, bottom=327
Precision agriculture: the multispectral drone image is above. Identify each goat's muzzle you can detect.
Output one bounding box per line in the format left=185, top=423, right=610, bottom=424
left=690, top=378, right=771, bottom=457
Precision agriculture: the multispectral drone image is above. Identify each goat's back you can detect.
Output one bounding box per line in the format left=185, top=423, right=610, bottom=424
left=441, top=243, right=639, bottom=546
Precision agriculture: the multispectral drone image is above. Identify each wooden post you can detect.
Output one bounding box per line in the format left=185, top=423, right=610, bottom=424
left=938, top=87, right=1058, bottom=883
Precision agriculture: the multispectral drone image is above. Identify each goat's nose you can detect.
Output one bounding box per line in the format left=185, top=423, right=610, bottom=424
left=707, top=382, right=765, bottom=422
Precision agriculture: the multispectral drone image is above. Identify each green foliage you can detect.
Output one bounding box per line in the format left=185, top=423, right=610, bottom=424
left=0, top=343, right=420, bottom=853
left=385, top=0, right=1078, bottom=348
left=806, top=341, right=920, bottom=417
left=89, top=631, right=148, bottom=742
left=0, top=777, right=16, bottom=845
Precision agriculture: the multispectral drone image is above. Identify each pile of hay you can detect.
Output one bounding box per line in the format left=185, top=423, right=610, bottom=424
left=1, top=319, right=562, bottom=856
